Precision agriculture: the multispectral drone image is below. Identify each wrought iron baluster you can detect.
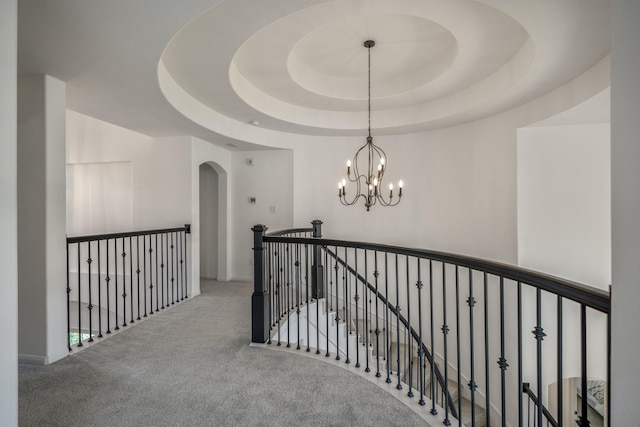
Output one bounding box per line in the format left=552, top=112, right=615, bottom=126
left=374, top=251, right=381, bottom=378
left=579, top=305, right=588, bottom=427
left=77, top=242, right=83, bottom=346
left=66, top=242, right=71, bottom=350
left=284, top=243, right=290, bottom=347
left=417, top=260, right=425, bottom=406
left=295, top=244, right=301, bottom=350
left=384, top=252, right=391, bottom=384
left=136, top=236, right=141, bottom=321
left=535, top=288, right=544, bottom=427
left=442, top=262, right=451, bottom=424
left=498, top=276, right=507, bottom=427
left=97, top=240, right=103, bottom=338
left=114, top=238, right=119, bottom=330
left=355, top=249, right=361, bottom=368
left=154, top=234, right=159, bottom=313
left=344, top=247, right=350, bottom=365
left=395, top=253, right=402, bottom=391
left=455, top=266, right=462, bottom=426
left=170, top=232, right=175, bottom=305
left=305, top=243, right=311, bottom=353
left=484, top=272, right=490, bottom=427
left=406, top=256, right=413, bottom=398
left=267, top=242, right=273, bottom=345
left=315, top=244, right=321, bottom=355
left=334, top=245, right=341, bottom=361
left=183, top=229, right=188, bottom=299
left=275, top=244, right=282, bottom=346
left=121, top=237, right=127, bottom=327
left=87, top=242, right=94, bottom=342
left=557, top=295, right=563, bottom=427
left=106, top=239, right=112, bottom=333
left=468, top=269, right=476, bottom=426
left=160, top=233, right=165, bottom=310
left=518, top=282, right=523, bottom=427
left=324, top=247, right=330, bottom=357
left=129, top=237, right=134, bottom=323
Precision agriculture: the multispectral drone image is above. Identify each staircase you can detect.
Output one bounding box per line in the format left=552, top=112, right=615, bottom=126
left=271, top=298, right=487, bottom=427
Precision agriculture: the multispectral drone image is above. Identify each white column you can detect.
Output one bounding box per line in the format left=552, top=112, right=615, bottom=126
left=0, top=0, right=18, bottom=424
left=611, top=0, right=640, bottom=423
left=17, top=75, right=68, bottom=365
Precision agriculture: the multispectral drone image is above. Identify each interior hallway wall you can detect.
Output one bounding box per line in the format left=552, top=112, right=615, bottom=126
left=0, top=0, right=18, bottom=423
left=611, top=0, right=640, bottom=423
left=17, top=75, right=67, bottom=365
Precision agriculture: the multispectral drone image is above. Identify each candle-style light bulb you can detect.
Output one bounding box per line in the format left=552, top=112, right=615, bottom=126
left=347, top=160, right=351, bottom=167
left=398, top=180, right=403, bottom=188
left=373, top=177, right=378, bottom=187
left=380, top=157, right=385, bottom=166
left=398, top=180, right=403, bottom=196
left=341, top=178, right=346, bottom=188
left=389, top=182, right=393, bottom=198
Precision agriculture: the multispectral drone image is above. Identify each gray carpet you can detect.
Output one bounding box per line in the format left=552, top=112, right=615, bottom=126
left=19, top=280, right=426, bottom=426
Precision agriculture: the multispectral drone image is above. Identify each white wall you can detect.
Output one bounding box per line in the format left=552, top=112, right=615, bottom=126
left=611, top=0, right=640, bottom=423
left=0, top=0, right=18, bottom=422
left=66, top=161, right=133, bottom=235
left=518, top=123, right=611, bottom=288
left=17, top=75, right=68, bottom=365
left=66, top=111, right=191, bottom=232
left=232, top=149, right=294, bottom=280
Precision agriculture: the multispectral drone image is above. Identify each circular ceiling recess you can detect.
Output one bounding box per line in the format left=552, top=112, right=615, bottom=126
left=159, top=0, right=610, bottom=139
left=286, top=15, right=457, bottom=100
left=229, top=0, right=529, bottom=132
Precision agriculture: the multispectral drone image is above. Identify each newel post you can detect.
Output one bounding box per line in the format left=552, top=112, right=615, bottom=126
left=311, top=219, right=324, bottom=300
left=251, top=224, right=269, bottom=344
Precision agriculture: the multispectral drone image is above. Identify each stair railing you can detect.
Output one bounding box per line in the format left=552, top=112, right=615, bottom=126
left=66, top=225, right=191, bottom=350
left=325, top=246, right=460, bottom=420
left=251, top=220, right=610, bottom=427
left=522, top=382, right=558, bottom=427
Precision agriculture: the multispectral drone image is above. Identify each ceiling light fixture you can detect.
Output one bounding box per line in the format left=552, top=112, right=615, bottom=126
left=338, top=40, right=403, bottom=211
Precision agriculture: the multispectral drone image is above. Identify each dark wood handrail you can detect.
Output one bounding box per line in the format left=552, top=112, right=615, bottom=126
left=67, top=225, right=191, bottom=244
left=263, top=235, right=610, bottom=313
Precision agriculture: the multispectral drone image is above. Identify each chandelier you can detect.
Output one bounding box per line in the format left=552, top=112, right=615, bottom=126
left=338, top=40, right=403, bottom=211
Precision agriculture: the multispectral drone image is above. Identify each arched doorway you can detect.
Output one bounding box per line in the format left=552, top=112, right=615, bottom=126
left=199, top=162, right=227, bottom=280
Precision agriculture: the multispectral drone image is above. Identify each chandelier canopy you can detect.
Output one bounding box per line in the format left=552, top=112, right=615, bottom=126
left=338, top=40, right=403, bottom=211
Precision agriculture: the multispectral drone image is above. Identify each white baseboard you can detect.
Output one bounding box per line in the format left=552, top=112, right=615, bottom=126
left=19, top=348, right=68, bottom=365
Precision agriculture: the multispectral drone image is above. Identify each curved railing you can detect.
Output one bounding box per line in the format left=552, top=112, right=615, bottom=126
left=251, top=221, right=610, bottom=427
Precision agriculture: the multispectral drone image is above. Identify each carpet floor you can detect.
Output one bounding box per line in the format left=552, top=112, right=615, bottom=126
left=19, top=280, right=426, bottom=426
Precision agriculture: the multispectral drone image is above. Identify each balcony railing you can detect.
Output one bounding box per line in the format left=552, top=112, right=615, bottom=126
left=66, top=225, right=191, bottom=350
left=251, top=220, right=610, bottom=427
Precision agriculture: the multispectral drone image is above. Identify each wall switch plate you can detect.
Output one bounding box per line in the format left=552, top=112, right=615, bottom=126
left=249, top=197, right=256, bottom=204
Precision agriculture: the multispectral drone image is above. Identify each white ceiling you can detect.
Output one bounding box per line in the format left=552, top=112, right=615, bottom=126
left=18, top=0, right=610, bottom=149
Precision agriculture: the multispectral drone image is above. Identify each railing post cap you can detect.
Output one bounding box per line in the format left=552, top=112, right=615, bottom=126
left=252, top=224, right=268, bottom=233
left=311, top=219, right=323, bottom=225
